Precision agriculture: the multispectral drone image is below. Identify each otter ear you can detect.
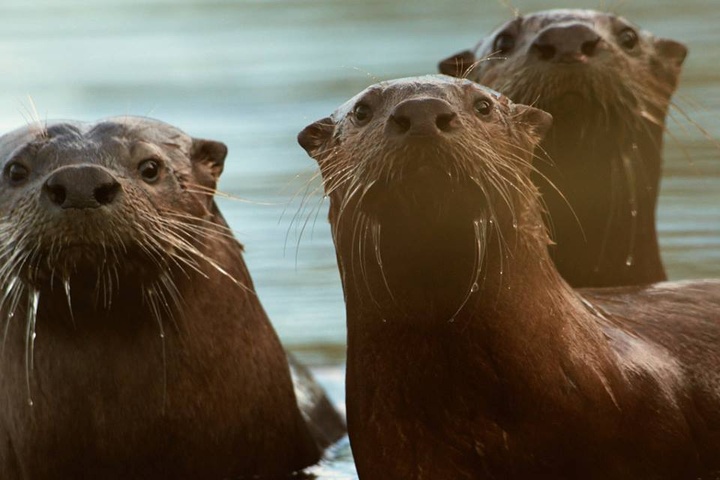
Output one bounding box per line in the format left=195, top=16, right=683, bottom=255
left=654, top=38, right=688, bottom=70
left=191, top=139, right=228, bottom=186
left=514, top=105, right=553, bottom=143
left=298, top=117, right=334, bottom=158
left=438, top=50, right=476, bottom=78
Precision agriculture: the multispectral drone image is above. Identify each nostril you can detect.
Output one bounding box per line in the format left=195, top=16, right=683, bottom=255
left=45, top=183, right=67, bottom=206
left=390, top=114, right=411, bottom=134
left=436, top=113, right=457, bottom=132
left=94, top=181, right=121, bottom=205
left=581, top=37, right=600, bottom=56
left=534, top=44, right=556, bottom=60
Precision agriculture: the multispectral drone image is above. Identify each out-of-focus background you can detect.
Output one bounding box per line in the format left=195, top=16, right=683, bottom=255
left=1, top=0, right=717, bottom=477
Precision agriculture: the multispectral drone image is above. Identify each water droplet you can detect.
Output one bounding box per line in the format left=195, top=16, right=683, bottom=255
left=630, top=210, right=638, bottom=218
left=471, top=283, right=479, bottom=293
left=449, top=318, right=455, bottom=323
left=27, top=399, right=34, bottom=407
left=625, top=255, right=634, bottom=267
left=381, top=318, right=387, bottom=323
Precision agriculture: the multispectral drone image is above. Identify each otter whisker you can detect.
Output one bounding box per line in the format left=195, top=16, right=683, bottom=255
left=142, top=284, right=168, bottom=414
left=158, top=227, right=253, bottom=295
left=449, top=217, right=488, bottom=322
left=24, top=288, right=40, bottom=407
left=156, top=215, right=238, bottom=243
left=285, top=175, right=327, bottom=252
left=183, top=182, right=276, bottom=205
left=63, top=277, right=76, bottom=329
left=666, top=95, right=720, bottom=149
left=160, top=211, right=237, bottom=236
left=1, top=276, right=25, bottom=354
left=157, top=271, right=183, bottom=333
left=353, top=213, right=372, bottom=302
left=369, top=221, right=397, bottom=305
left=620, top=149, right=639, bottom=266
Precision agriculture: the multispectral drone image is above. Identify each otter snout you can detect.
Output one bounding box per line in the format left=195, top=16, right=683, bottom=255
left=532, top=23, right=601, bottom=63
left=43, top=165, right=122, bottom=209
left=386, top=97, right=459, bottom=137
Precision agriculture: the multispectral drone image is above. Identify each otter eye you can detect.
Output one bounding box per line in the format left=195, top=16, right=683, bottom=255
left=352, top=102, right=373, bottom=125
left=4, top=162, right=29, bottom=185
left=619, top=28, right=639, bottom=50
left=138, top=158, right=161, bottom=184
left=474, top=99, right=493, bottom=116
left=493, top=33, right=516, bottom=54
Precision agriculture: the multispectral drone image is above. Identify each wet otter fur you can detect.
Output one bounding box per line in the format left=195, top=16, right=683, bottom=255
left=299, top=75, right=720, bottom=479
left=0, top=117, right=342, bottom=479
left=440, top=9, right=688, bottom=287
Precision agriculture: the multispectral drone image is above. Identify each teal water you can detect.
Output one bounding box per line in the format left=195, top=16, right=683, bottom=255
left=0, top=1, right=718, bottom=477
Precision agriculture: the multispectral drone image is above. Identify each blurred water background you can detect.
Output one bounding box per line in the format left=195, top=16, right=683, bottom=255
left=0, top=0, right=718, bottom=477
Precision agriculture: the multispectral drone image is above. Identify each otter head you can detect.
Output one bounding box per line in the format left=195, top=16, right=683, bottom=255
left=440, top=11, right=686, bottom=288
left=440, top=9, right=686, bottom=132
left=0, top=117, right=227, bottom=301
left=299, top=75, right=552, bottom=318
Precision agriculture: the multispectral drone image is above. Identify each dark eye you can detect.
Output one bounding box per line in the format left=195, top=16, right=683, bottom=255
left=353, top=102, right=373, bottom=125
left=474, top=99, right=493, bottom=116
left=138, top=158, right=161, bottom=183
left=618, top=28, right=639, bottom=50
left=4, top=162, right=29, bottom=185
left=493, top=33, right=516, bottom=54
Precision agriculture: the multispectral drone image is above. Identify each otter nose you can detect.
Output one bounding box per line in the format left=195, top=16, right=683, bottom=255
left=43, top=165, right=121, bottom=209
left=532, top=24, right=601, bottom=63
left=386, top=98, right=459, bottom=137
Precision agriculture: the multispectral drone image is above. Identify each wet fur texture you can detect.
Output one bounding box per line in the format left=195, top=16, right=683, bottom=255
left=439, top=9, right=688, bottom=287
left=300, top=76, right=720, bottom=479
left=0, top=118, right=330, bottom=479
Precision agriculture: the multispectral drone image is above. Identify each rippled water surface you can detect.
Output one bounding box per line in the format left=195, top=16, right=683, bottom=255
left=0, top=0, right=718, bottom=477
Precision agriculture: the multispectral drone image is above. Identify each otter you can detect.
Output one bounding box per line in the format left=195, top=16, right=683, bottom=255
left=439, top=9, right=688, bottom=287
left=299, top=75, right=720, bottom=479
left=0, top=117, right=343, bottom=479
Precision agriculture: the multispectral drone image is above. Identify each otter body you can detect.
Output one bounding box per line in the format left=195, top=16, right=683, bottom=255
left=440, top=10, right=688, bottom=287
left=0, top=118, right=341, bottom=479
left=300, top=76, right=720, bottom=479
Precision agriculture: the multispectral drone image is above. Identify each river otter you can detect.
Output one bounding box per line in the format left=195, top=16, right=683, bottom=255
left=299, top=75, right=720, bottom=479
left=0, top=117, right=343, bottom=479
left=439, top=10, right=688, bottom=287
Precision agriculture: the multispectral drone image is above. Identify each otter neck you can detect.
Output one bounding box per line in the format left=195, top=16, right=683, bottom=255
left=537, top=114, right=666, bottom=287
left=341, top=206, right=620, bottom=476
left=338, top=202, right=616, bottom=390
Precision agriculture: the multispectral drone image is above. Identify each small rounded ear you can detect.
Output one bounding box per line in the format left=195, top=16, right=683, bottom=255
left=298, top=117, right=334, bottom=158
left=191, top=139, right=228, bottom=187
left=514, top=105, right=553, bottom=143
left=654, top=38, right=688, bottom=70
left=438, top=50, right=476, bottom=78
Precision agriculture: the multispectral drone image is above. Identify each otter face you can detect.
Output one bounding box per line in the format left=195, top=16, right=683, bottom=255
left=299, top=75, right=551, bottom=225
left=0, top=117, right=227, bottom=286
left=440, top=10, right=686, bottom=124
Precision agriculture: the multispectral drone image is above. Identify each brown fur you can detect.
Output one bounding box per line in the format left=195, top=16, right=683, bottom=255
left=0, top=117, right=329, bottom=479
left=439, top=9, right=688, bottom=288
left=299, top=76, right=720, bottom=479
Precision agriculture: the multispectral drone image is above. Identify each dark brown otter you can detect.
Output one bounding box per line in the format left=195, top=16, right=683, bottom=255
left=439, top=9, right=688, bottom=288
left=299, top=75, right=720, bottom=479
left=0, top=117, right=343, bottom=479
